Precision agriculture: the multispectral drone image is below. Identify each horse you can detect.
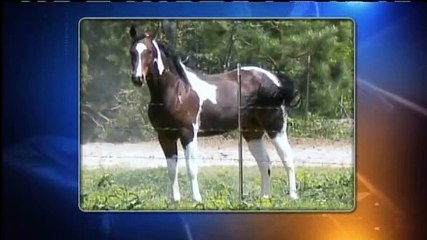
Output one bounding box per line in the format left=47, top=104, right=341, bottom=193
left=128, top=26, right=299, bottom=203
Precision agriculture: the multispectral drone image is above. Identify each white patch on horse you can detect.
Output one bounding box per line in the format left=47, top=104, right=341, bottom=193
left=270, top=124, right=298, bottom=200
left=152, top=40, right=165, bottom=75
left=241, top=66, right=281, bottom=87
left=166, top=155, right=180, bottom=202
left=179, top=62, right=217, bottom=105
left=183, top=120, right=202, bottom=202
left=247, top=139, right=271, bottom=198
left=135, top=43, right=147, bottom=77
left=281, top=105, right=288, bottom=124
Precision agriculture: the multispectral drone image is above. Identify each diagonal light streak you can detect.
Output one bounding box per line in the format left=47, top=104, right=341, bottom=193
left=358, top=79, right=427, bottom=117
left=358, top=82, right=395, bottom=110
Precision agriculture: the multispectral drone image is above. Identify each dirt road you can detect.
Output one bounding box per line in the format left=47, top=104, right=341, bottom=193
left=81, top=137, right=353, bottom=170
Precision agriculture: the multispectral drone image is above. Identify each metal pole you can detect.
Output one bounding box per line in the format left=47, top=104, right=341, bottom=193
left=237, top=63, right=243, bottom=201
left=305, top=55, right=311, bottom=118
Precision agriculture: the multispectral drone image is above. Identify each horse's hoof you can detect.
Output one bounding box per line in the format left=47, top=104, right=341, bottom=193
left=261, top=195, right=271, bottom=200
left=193, top=194, right=202, bottom=203
left=289, top=192, right=299, bottom=200
left=170, top=197, right=181, bottom=204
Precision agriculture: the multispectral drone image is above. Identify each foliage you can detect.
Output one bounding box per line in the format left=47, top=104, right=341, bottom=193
left=80, top=19, right=354, bottom=143
left=80, top=166, right=354, bottom=211
left=288, top=114, right=353, bottom=140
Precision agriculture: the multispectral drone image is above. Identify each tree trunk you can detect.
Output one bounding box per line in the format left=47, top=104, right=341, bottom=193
left=161, top=20, right=177, bottom=49
left=222, top=21, right=238, bottom=71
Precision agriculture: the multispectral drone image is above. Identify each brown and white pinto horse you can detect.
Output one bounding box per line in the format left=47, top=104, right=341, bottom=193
left=128, top=26, right=299, bottom=203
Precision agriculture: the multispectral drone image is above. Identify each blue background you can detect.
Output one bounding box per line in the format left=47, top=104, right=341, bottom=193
left=2, top=2, right=427, bottom=240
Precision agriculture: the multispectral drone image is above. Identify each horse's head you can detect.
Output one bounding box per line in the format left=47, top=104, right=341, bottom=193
left=128, top=26, right=165, bottom=87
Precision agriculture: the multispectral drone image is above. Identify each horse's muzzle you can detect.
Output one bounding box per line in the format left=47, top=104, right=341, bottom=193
left=131, top=76, right=143, bottom=87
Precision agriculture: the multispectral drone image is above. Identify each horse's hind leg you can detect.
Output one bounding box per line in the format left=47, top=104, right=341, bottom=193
left=243, top=124, right=272, bottom=199
left=267, top=114, right=299, bottom=200
left=158, top=133, right=181, bottom=203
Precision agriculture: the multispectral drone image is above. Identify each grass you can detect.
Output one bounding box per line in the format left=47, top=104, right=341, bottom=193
left=287, top=115, right=354, bottom=141
left=80, top=166, right=354, bottom=211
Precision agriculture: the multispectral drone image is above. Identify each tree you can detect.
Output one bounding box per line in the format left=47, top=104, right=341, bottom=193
left=80, top=19, right=354, bottom=142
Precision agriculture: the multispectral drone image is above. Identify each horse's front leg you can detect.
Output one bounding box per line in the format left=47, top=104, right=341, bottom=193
left=180, top=125, right=202, bottom=203
left=158, top=133, right=180, bottom=203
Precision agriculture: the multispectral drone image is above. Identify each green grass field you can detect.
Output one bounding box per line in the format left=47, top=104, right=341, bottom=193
left=80, top=166, right=354, bottom=211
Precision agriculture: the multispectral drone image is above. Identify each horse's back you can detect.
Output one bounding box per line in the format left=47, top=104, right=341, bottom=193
left=196, top=69, right=238, bottom=84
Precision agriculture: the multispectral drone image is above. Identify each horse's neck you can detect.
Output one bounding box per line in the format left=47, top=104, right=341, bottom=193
left=147, top=49, right=190, bottom=103
left=146, top=71, right=181, bottom=104
left=146, top=78, right=163, bottom=103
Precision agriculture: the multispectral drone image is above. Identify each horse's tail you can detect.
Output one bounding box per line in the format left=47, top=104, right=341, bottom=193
left=276, top=74, right=302, bottom=108
left=257, top=73, right=301, bottom=109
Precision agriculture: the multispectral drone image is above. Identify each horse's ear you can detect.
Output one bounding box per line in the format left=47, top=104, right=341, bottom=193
left=129, top=26, right=137, bottom=39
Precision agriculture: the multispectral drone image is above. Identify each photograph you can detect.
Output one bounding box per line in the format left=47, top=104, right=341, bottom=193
left=79, top=19, right=355, bottom=211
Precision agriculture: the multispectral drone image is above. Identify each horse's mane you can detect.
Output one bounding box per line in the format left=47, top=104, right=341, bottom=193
left=155, top=41, right=190, bottom=86
left=132, top=36, right=147, bottom=46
